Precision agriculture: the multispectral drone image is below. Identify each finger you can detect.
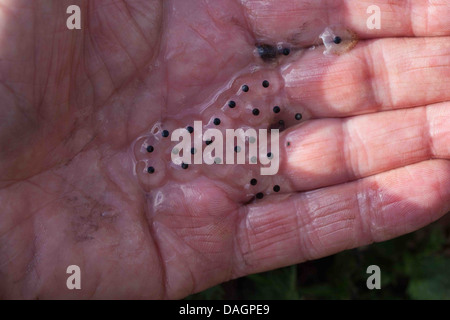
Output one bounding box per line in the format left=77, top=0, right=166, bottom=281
left=278, top=102, right=450, bottom=192
left=241, top=0, right=450, bottom=44
left=282, top=36, right=450, bottom=118
left=233, top=159, right=450, bottom=276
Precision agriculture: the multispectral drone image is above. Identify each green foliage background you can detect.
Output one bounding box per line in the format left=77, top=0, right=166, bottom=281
left=187, top=218, right=450, bottom=300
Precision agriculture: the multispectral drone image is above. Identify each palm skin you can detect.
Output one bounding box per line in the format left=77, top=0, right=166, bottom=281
left=0, top=0, right=449, bottom=299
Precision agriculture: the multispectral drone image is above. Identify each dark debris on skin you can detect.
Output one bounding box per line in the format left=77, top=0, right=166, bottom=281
left=256, top=43, right=291, bottom=63
left=256, top=43, right=278, bottom=62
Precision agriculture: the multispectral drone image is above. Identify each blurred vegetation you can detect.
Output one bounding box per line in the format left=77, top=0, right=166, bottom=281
left=186, top=218, right=450, bottom=300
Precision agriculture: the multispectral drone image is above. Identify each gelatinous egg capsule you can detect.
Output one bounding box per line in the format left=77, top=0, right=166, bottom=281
left=320, top=25, right=358, bottom=55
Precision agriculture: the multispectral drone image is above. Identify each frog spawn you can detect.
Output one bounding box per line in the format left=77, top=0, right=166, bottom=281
left=132, top=26, right=358, bottom=202
left=320, top=25, right=359, bottom=55
left=133, top=72, right=299, bottom=201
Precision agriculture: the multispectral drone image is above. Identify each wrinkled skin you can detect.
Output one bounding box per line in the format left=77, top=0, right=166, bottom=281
left=0, top=0, right=449, bottom=299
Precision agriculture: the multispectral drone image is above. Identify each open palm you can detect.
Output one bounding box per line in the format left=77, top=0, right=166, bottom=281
left=1, top=0, right=449, bottom=299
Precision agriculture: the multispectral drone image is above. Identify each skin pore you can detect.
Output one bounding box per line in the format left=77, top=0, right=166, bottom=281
left=0, top=0, right=449, bottom=299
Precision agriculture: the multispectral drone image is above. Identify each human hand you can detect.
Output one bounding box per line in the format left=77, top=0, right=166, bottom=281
left=0, top=0, right=449, bottom=299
